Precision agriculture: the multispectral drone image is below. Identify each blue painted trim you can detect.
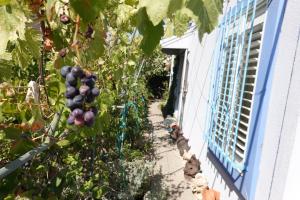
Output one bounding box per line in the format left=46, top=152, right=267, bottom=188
left=207, top=0, right=257, bottom=172
left=210, top=7, right=232, bottom=149
left=216, top=6, right=234, bottom=163
left=220, top=4, right=239, bottom=165
left=231, top=0, right=258, bottom=164
left=205, top=0, right=288, bottom=199
left=204, top=25, right=224, bottom=140
left=242, top=0, right=288, bottom=199
left=207, top=7, right=231, bottom=146
left=225, top=0, right=245, bottom=171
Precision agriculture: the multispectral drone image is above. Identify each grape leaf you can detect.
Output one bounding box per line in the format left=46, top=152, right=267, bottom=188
left=212, top=0, right=223, bottom=13
left=84, top=23, right=105, bottom=61
left=12, top=39, right=32, bottom=68
left=0, top=55, right=13, bottom=81
left=139, top=0, right=170, bottom=26
left=164, top=19, right=175, bottom=37
left=56, top=177, right=62, bottom=187
left=10, top=28, right=41, bottom=68
left=140, top=0, right=185, bottom=25
left=203, top=0, right=223, bottom=27
left=1, top=101, right=19, bottom=113
left=197, top=25, right=206, bottom=41
left=0, top=4, right=27, bottom=54
left=186, top=0, right=221, bottom=34
left=115, top=4, right=134, bottom=26
left=52, top=28, right=67, bottom=50
left=69, top=0, right=107, bottom=23
left=0, top=64, right=13, bottom=80
left=167, top=0, right=185, bottom=16
left=0, top=52, right=11, bottom=60
left=0, top=0, right=11, bottom=6
left=173, top=9, right=191, bottom=37
left=135, top=8, right=164, bottom=55
left=125, top=0, right=138, bottom=6
left=186, top=0, right=211, bottom=32
left=24, top=28, right=42, bottom=60
left=45, top=0, right=57, bottom=21
left=10, top=139, right=37, bottom=156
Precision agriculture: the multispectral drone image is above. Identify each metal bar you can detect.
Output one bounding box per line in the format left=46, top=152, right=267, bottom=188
left=205, top=27, right=225, bottom=140
left=204, top=33, right=221, bottom=140
left=207, top=9, right=229, bottom=148
left=227, top=1, right=252, bottom=164
left=210, top=8, right=233, bottom=152
left=218, top=3, right=240, bottom=163
left=210, top=25, right=230, bottom=151
left=209, top=142, right=245, bottom=171
left=231, top=0, right=258, bottom=164
left=0, top=110, right=63, bottom=179
left=223, top=2, right=244, bottom=164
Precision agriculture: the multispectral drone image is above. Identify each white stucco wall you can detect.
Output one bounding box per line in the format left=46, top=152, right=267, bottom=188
left=254, top=0, right=300, bottom=199
left=161, top=0, right=300, bottom=199
left=179, top=22, right=241, bottom=200
left=161, top=4, right=241, bottom=200
left=160, top=0, right=243, bottom=199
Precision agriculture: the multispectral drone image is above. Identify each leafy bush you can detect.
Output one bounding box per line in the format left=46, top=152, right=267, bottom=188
left=0, top=0, right=221, bottom=198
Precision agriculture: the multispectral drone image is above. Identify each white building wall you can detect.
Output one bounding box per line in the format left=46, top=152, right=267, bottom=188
left=161, top=3, right=241, bottom=199
left=254, top=0, right=300, bottom=199
left=161, top=0, right=300, bottom=199
left=179, top=23, right=241, bottom=200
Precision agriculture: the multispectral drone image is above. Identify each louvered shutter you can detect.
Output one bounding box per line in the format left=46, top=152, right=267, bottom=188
left=207, top=0, right=267, bottom=170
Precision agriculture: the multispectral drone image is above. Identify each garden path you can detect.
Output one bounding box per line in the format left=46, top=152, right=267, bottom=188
left=148, top=101, right=197, bottom=200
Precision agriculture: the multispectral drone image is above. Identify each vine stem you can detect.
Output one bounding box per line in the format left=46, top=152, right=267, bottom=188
left=121, top=28, right=138, bottom=96
left=39, top=19, right=50, bottom=107
left=73, top=15, right=82, bottom=66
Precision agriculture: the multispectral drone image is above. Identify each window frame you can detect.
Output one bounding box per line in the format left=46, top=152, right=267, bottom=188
left=206, top=0, right=267, bottom=172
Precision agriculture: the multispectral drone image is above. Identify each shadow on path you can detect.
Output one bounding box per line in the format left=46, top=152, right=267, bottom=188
left=147, top=101, right=196, bottom=200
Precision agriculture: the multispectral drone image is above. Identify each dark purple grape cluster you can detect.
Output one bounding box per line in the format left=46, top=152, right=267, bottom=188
left=60, top=65, right=99, bottom=127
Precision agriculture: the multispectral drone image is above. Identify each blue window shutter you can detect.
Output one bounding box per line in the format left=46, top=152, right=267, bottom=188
left=206, top=0, right=267, bottom=171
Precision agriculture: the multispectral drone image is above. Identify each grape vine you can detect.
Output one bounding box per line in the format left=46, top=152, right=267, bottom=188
left=0, top=0, right=222, bottom=199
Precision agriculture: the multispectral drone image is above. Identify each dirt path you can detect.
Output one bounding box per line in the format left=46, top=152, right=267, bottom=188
left=148, top=101, right=197, bottom=200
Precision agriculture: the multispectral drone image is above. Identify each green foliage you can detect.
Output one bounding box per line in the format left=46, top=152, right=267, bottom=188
left=11, top=28, right=42, bottom=68
left=70, top=0, right=107, bottom=23
left=121, top=160, right=154, bottom=198
left=0, top=0, right=222, bottom=199
left=83, top=22, right=105, bottom=61
left=168, top=0, right=185, bottom=16
left=139, top=0, right=171, bottom=26
left=45, top=0, right=56, bottom=21
left=135, top=8, right=164, bottom=55
left=0, top=2, right=27, bottom=53
left=0, top=0, right=11, bottom=6
left=139, top=0, right=223, bottom=40
left=0, top=60, right=13, bottom=81
left=186, top=0, right=222, bottom=38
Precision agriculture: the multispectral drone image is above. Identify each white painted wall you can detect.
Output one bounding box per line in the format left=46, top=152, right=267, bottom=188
left=161, top=0, right=300, bottom=199
left=161, top=1, right=243, bottom=199
left=179, top=20, right=242, bottom=200
left=254, top=0, right=300, bottom=199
